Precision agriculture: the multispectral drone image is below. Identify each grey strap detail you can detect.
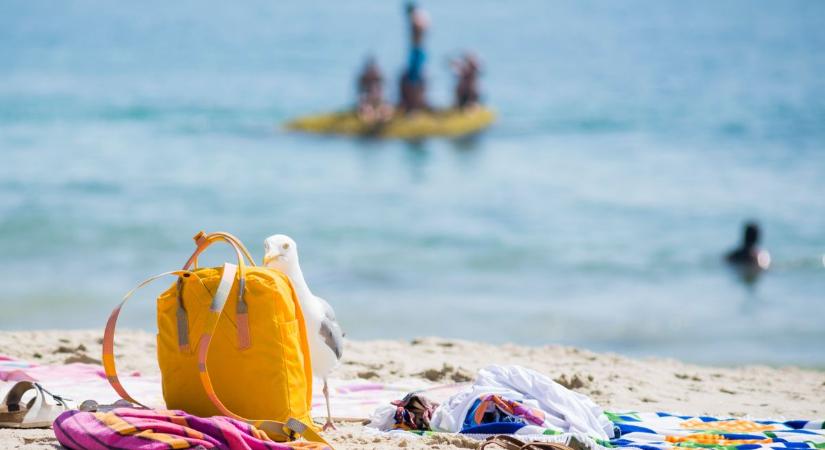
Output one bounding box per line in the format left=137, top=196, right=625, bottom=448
left=176, top=304, right=190, bottom=350
left=237, top=277, right=248, bottom=314
left=175, top=278, right=190, bottom=351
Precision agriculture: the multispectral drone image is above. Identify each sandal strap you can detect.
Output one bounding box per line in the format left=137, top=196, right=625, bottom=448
left=482, top=435, right=529, bottom=450
left=2, top=381, right=39, bottom=411
left=480, top=435, right=577, bottom=450
left=33, top=383, right=70, bottom=408
left=522, top=442, right=576, bottom=450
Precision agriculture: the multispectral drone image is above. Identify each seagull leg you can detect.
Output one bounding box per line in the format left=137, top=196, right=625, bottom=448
left=322, top=378, right=336, bottom=431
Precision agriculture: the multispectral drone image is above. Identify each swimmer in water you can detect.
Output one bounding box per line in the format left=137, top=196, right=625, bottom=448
left=726, top=222, right=771, bottom=282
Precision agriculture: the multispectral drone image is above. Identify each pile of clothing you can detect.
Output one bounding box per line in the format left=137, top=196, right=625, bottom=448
left=369, top=365, right=615, bottom=442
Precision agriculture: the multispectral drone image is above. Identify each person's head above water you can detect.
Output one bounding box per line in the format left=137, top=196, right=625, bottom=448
left=727, top=220, right=771, bottom=276
left=743, top=222, right=760, bottom=249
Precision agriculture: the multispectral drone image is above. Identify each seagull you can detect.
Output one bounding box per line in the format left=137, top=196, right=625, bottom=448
left=263, top=234, right=344, bottom=431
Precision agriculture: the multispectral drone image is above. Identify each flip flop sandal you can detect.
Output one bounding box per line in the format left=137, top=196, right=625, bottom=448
left=0, top=381, right=69, bottom=428
left=481, top=435, right=530, bottom=450
left=520, top=443, right=576, bottom=450
left=481, top=435, right=576, bottom=450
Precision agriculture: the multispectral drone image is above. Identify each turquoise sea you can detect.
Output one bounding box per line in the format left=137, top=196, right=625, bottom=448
left=1, top=1, right=824, bottom=366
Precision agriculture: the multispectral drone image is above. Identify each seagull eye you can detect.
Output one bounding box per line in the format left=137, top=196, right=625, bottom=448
left=282, top=243, right=290, bottom=250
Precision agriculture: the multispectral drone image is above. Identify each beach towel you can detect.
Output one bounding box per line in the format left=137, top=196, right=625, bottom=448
left=2, top=355, right=462, bottom=421
left=0, top=356, right=163, bottom=409
left=608, top=411, right=825, bottom=450
left=53, top=407, right=330, bottom=450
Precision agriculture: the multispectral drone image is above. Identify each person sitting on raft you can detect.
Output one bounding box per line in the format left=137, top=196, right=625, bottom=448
left=449, top=52, right=482, bottom=110
left=356, top=56, right=393, bottom=123
left=398, top=2, right=430, bottom=113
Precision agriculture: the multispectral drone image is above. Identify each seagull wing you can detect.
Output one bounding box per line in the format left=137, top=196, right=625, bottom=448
left=315, top=295, right=344, bottom=360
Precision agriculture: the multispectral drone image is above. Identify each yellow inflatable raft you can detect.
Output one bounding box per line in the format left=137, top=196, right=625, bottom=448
left=285, top=107, right=495, bottom=139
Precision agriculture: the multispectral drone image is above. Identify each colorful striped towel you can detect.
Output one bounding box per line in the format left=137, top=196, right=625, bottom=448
left=607, top=411, right=825, bottom=450
left=53, top=407, right=330, bottom=450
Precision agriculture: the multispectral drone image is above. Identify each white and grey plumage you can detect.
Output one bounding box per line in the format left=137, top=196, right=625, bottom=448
left=263, top=234, right=344, bottom=431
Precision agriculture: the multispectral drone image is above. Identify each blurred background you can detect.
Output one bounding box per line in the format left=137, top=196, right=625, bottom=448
left=1, top=0, right=824, bottom=367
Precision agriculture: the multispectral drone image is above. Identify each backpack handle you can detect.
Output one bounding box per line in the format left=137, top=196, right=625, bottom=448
left=183, top=231, right=256, bottom=270
left=180, top=231, right=255, bottom=350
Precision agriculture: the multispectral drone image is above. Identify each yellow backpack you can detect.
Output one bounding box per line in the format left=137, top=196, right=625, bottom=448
left=101, top=231, right=330, bottom=447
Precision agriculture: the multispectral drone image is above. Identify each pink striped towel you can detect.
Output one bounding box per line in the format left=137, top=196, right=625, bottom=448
left=53, top=407, right=330, bottom=450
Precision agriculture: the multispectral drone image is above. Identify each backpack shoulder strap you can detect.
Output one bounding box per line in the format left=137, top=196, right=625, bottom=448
left=194, top=263, right=333, bottom=448
left=102, top=269, right=197, bottom=405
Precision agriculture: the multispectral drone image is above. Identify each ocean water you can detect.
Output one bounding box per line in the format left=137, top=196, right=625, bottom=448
left=1, top=0, right=824, bottom=367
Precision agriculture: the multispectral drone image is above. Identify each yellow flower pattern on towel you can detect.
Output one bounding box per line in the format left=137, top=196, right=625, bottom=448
left=667, top=433, right=773, bottom=446
left=680, top=419, right=776, bottom=432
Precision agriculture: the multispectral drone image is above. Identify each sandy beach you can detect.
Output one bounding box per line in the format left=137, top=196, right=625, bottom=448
left=1, top=330, right=823, bottom=449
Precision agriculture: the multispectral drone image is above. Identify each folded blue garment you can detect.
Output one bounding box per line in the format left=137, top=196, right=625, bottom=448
left=460, top=422, right=526, bottom=435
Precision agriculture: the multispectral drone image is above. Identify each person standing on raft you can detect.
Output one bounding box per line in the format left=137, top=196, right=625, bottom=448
left=399, top=2, right=430, bottom=113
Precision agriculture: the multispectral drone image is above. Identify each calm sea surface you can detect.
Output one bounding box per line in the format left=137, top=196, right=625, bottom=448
left=2, top=0, right=824, bottom=366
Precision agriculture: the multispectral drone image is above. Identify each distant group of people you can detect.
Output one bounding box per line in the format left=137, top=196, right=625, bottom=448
left=356, top=2, right=482, bottom=122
